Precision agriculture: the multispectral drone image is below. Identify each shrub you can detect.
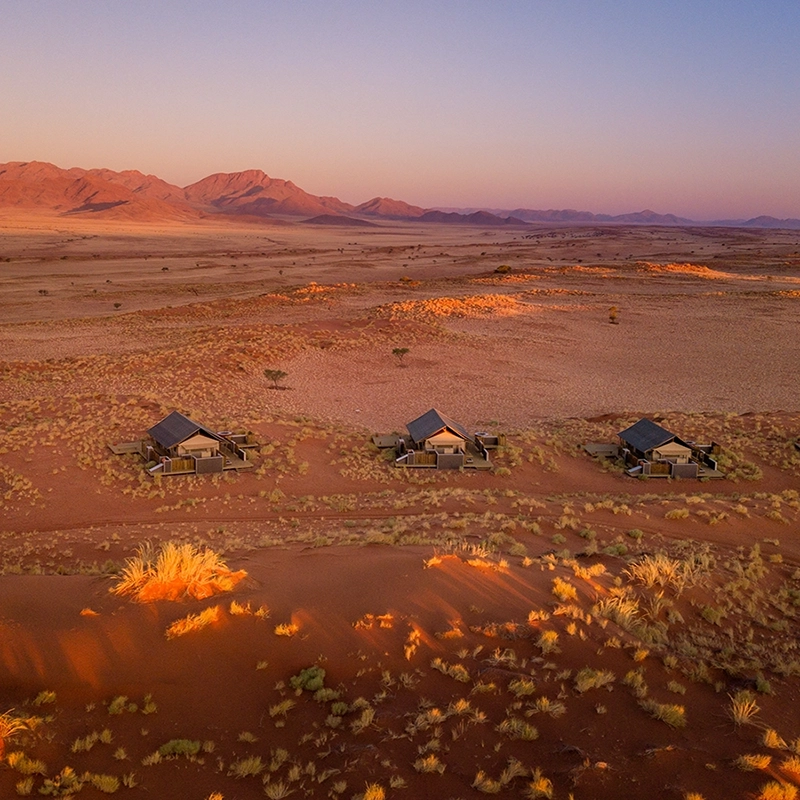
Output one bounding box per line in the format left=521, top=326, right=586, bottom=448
left=289, top=666, right=326, bottom=692
left=158, top=739, right=201, bottom=758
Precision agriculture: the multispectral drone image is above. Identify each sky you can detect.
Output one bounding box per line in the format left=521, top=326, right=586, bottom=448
left=2, top=0, right=799, bottom=219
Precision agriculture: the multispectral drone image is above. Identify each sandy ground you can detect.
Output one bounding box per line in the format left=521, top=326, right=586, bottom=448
left=1, top=213, right=800, bottom=799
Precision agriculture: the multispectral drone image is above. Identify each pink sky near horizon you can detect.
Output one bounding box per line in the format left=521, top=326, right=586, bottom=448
left=2, top=1, right=799, bottom=220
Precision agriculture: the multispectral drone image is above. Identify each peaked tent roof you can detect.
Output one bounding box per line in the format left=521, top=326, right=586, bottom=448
left=148, top=411, right=221, bottom=450
left=407, top=408, right=473, bottom=445
left=618, top=418, right=678, bottom=453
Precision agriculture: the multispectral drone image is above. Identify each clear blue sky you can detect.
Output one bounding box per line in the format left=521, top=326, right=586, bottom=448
left=2, top=0, right=799, bottom=218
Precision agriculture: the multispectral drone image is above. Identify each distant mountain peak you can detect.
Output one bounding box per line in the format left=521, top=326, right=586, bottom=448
left=1, top=159, right=797, bottom=228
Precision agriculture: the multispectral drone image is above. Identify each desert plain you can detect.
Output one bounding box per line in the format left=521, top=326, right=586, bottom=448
left=1, top=212, right=800, bottom=800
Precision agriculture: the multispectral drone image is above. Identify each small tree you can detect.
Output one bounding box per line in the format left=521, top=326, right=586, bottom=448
left=392, top=347, right=410, bottom=366
left=264, top=369, right=288, bottom=390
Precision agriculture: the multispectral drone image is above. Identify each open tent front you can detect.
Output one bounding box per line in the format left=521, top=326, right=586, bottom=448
left=651, top=441, right=692, bottom=463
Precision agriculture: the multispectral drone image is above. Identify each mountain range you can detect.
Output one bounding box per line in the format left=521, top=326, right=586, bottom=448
left=1, top=160, right=799, bottom=230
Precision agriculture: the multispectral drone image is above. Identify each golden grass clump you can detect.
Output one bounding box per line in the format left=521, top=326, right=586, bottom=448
left=757, top=782, right=798, bottom=800
left=111, top=541, right=246, bottom=601
left=735, top=754, right=772, bottom=771
left=165, top=606, right=221, bottom=639
left=0, top=711, right=32, bottom=758
left=729, top=690, right=760, bottom=726
left=639, top=698, right=687, bottom=728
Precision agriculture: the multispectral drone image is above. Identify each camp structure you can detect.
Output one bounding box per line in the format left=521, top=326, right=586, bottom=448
left=373, top=408, right=498, bottom=469
left=109, top=411, right=256, bottom=476
left=617, top=418, right=721, bottom=478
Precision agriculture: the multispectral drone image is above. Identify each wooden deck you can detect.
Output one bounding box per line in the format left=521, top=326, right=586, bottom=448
left=108, top=441, right=142, bottom=455
left=111, top=438, right=252, bottom=475
left=464, top=443, right=492, bottom=470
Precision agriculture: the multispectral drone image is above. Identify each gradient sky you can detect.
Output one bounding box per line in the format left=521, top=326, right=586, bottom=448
left=2, top=0, right=799, bottom=218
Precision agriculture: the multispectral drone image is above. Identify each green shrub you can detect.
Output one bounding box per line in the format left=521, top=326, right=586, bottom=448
left=289, top=665, right=326, bottom=692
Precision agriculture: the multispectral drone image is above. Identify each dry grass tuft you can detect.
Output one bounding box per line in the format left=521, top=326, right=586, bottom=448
left=757, top=781, right=798, bottom=800
left=735, top=754, right=772, bottom=771
left=729, top=690, right=760, bottom=726
left=639, top=698, right=687, bottom=728
left=0, top=711, right=31, bottom=757
left=111, top=541, right=246, bottom=601
left=165, top=606, right=221, bottom=639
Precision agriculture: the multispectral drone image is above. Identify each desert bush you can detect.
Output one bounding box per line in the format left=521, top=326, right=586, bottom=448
left=289, top=665, right=326, bottom=692
left=158, top=739, right=201, bottom=758
left=111, top=541, right=245, bottom=601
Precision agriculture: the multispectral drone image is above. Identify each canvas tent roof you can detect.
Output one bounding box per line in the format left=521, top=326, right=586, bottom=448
left=407, top=408, right=473, bottom=445
left=148, top=411, right=221, bottom=450
left=618, top=418, right=679, bottom=453
left=653, top=441, right=691, bottom=456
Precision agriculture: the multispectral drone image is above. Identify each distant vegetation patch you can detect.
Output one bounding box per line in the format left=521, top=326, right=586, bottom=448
left=374, top=294, right=523, bottom=322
